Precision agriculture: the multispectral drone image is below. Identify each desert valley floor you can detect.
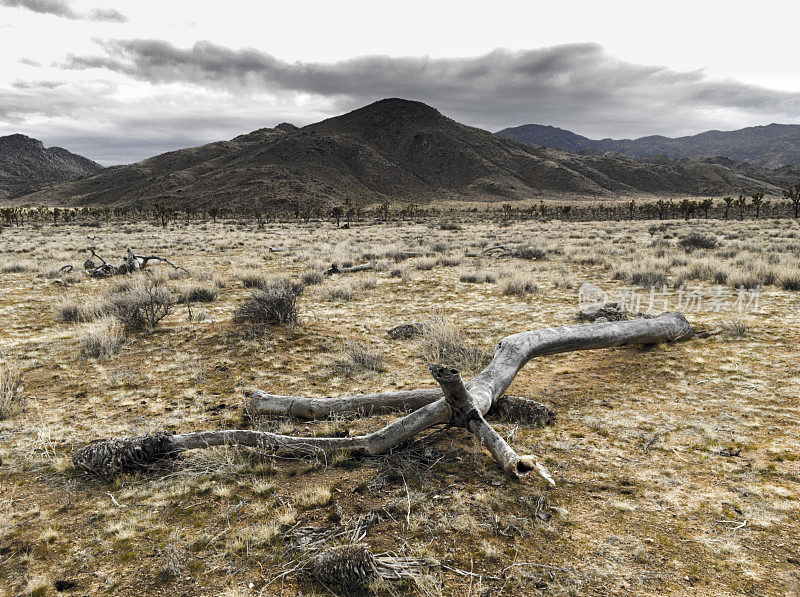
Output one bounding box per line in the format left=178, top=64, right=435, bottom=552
left=1, top=217, right=799, bottom=596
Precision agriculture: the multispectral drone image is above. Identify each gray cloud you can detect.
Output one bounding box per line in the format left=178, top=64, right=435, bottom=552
left=6, top=40, right=800, bottom=164
left=88, top=7, right=126, bottom=23
left=60, top=39, right=800, bottom=139
left=0, top=0, right=127, bottom=22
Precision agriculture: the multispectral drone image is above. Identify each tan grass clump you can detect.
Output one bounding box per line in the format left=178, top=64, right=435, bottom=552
left=0, top=358, right=25, bottom=420
left=80, top=316, right=125, bottom=358
left=418, top=317, right=489, bottom=373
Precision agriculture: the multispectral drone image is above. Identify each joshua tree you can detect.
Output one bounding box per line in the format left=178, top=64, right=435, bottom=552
left=699, top=198, right=713, bottom=219
left=679, top=199, right=696, bottom=220
left=734, top=194, right=747, bottom=220
left=655, top=199, right=668, bottom=220
left=723, top=196, right=733, bottom=219
left=784, top=183, right=800, bottom=218
left=751, top=192, right=764, bottom=219
left=153, top=201, right=169, bottom=228
left=332, top=206, right=343, bottom=227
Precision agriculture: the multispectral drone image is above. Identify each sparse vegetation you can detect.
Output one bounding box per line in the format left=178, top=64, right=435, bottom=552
left=418, top=317, right=489, bottom=372
left=332, top=342, right=385, bottom=375
left=0, top=357, right=24, bottom=420
left=110, top=276, right=174, bottom=330
left=500, top=274, right=538, bottom=296
left=233, top=278, right=302, bottom=329
left=2, top=215, right=799, bottom=595
left=80, top=316, right=125, bottom=358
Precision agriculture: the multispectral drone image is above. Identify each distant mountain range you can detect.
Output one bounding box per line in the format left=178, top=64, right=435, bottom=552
left=0, top=134, right=102, bottom=199
left=7, top=100, right=800, bottom=209
left=495, top=123, right=800, bottom=169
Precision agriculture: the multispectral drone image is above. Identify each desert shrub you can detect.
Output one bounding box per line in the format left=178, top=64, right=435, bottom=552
left=240, top=272, right=268, bottom=290
left=332, top=342, right=385, bottom=375
left=110, top=277, right=174, bottom=330
left=781, top=274, right=800, bottom=291
left=419, top=317, right=490, bottom=373
left=679, top=232, right=718, bottom=250
left=1, top=260, right=36, bottom=273
left=0, top=358, right=24, bottom=420
left=515, top=246, right=546, bottom=260
left=414, top=258, right=437, bottom=271
left=728, top=265, right=776, bottom=289
left=566, top=250, right=609, bottom=266
left=615, top=259, right=670, bottom=288
left=54, top=296, right=109, bottom=323
left=301, top=270, right=323, bottom=286
left=439, top=222, right=462, bottom=231
left=436, top=256, right=463, bottom=267
left=389, top=266, right=411, bottom=280
left=80, top=316, right=125, bottom=358
left=501, top=275, right=538, bottom=296
left=178, top=283, right=218, bottom=303
left=460, top=270, right=496, bottom=284
left=321, top=279, right=374, bottom=301
left=721, top=318, right=749, bottom=338
left=322, top=283, right=356, bottom=301
left=234, top=278, right=302, bottom=329
left=675, top=259, right=728, bottom=286
left=553, top=271, right=576, bottom=289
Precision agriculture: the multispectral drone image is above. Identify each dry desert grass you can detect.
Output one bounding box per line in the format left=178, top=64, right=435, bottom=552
left=0, top=217, right=799, bottom=595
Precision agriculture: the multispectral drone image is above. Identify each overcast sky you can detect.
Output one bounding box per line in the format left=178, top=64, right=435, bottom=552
left=2, top=0, right=800, bottom=165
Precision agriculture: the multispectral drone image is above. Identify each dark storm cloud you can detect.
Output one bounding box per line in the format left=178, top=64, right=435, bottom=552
left=0, top=0, right=128, bottom=22
left=59, top=39, right=800, bottom=138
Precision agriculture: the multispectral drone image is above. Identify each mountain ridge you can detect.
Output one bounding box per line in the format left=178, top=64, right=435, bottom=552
left=0, top=134, right=103, bottom=199
left=10, top=99, right=800, bottom=209
left=495, top=123, right=800, bottom=169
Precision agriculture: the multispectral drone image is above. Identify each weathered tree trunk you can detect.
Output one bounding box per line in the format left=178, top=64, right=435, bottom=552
left=325, top=262, right=375, bottom=275
left=77, top=247, right=189, bottom=277
left=73, top=313, right=693, bottom=480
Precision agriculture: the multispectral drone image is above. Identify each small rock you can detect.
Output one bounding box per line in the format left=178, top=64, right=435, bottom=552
left=387, top=323, right=423, bottom=340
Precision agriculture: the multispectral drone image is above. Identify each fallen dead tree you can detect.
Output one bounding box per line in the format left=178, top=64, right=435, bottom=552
left=325, top=261, right=375, bottom=275
left=73, top=313, right=693, bottom=482
left=74, top=247, right=189, bottom=278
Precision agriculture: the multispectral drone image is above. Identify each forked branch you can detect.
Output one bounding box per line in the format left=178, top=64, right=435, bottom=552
left=73, top=313, right=693, bottom=479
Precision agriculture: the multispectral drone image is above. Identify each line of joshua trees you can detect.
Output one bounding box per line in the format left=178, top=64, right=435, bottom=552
left=2, top=183, right=800, bottom=228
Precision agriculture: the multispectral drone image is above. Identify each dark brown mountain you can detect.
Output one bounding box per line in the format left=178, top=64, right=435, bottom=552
left=496, top=123, right=800, bottom=169
left=0, top=134, right=103, bottom=200
left=15, top=100, right=799, bottom=209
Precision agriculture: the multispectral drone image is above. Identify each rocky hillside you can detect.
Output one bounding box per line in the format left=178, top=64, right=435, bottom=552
left=496, top=123, right=800, bottom=169
left=15, top=100, right=799, bottom=209
left=0, top=134, right=102, bottom=199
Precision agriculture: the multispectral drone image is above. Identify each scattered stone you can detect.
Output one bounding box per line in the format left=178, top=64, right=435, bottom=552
left=387, top=322, right=424, bottom=340
left=578, top=302, right=651, bottom=323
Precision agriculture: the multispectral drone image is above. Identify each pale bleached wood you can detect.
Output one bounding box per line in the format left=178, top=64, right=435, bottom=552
left=73, top=313, right=692, bottom=478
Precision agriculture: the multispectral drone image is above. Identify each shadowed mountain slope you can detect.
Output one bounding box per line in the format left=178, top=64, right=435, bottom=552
left=496, top=123, right=800, bottom=169
left=15, top=100, right=799, bottom=209
left=0, top=134, right=103, bottom=199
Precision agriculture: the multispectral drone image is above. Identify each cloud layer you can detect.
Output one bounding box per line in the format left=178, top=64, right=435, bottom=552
left=61, top=39, right=800, bottom=135
left=0, top=0, right=127, bottom=22
left=5, top=38, right=800, bottom=164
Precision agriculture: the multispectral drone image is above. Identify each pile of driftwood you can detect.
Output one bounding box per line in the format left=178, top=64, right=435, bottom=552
left=59, top=247, right=189, bottom=278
